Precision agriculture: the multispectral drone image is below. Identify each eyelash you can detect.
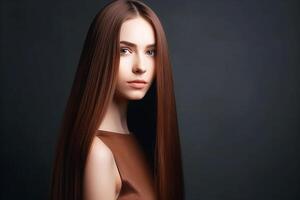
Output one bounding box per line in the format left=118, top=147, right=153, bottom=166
left=120, top=48, right=156, bottom=56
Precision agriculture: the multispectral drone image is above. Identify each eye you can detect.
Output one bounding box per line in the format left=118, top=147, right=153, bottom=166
left=120, top=48, right=131, bottom=55
left=146, top=49, right=156, bottom=57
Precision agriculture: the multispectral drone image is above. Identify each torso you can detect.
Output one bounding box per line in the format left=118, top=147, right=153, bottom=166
left=113, top=150, right=122, bottom=198
left=96, top=129, right=156, bottom=200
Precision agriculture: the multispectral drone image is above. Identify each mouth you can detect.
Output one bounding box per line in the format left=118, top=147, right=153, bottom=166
left=127, top=80, right=147, bottom=89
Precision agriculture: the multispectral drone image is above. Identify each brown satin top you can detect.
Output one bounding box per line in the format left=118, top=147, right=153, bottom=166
left=96, top=129, right=156, bottom=200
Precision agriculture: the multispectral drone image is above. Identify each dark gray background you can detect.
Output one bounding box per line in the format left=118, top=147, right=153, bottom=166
left=1, top=0, right=299, bottom=199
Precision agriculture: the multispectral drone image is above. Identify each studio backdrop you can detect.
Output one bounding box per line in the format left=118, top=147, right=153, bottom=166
left=1, top=0, right=299, bottom=200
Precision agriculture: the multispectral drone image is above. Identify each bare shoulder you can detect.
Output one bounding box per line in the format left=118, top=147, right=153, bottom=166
left=89, top=137, right=114, bottom=164
left=83, top=136, right=117, bottom=200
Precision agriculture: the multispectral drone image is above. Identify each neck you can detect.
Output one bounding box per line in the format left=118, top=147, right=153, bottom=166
left=98, top=95, right=130, bottom=133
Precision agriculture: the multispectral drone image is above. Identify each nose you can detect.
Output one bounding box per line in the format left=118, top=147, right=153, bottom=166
left=132, top=52, right=146, bottom=74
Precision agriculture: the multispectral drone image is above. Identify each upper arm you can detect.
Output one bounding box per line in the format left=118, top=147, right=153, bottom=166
left=83, top=137, right=117, bottom=200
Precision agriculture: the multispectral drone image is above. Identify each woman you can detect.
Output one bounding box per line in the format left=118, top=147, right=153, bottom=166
left=49, top=0, right=184, bottom=199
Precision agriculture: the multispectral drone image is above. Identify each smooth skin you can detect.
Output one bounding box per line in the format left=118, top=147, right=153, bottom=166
left=83, top=16, right=156, bottom=200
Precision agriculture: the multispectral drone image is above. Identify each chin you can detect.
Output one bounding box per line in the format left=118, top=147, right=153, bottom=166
left=116, top=89, right=146, bottom=100
left=114, top=88, right=148, bottom=101
left=126, top=91, right=146, bottom=100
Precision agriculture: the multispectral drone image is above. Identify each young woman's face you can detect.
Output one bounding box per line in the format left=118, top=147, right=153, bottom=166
left=115, top=16, right=156, bottom=100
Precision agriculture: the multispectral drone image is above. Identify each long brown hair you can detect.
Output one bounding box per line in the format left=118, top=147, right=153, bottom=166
left=49, top=0, right=184, bottom=199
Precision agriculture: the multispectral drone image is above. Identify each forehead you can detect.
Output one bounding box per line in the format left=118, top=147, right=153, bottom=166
left=119, top=17, right=155, bottom=46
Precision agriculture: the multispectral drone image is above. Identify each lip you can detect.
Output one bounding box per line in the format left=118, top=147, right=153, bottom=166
left=127, top=80, right=147, bottom=84
left=127, top=80, right=147, bottom=89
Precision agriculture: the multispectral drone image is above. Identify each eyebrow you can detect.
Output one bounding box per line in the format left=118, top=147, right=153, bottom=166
left=120, top=40, right=156, bottom=48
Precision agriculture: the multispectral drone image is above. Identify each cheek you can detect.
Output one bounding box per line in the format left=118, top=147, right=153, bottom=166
left=149, top=61, right=156, bottom=80
left=118, top=58, right=131, bottom=81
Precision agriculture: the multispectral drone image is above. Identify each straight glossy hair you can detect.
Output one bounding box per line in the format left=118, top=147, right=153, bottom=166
left=49, top=0, right=185, bottom=199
